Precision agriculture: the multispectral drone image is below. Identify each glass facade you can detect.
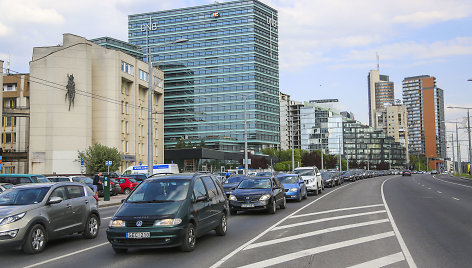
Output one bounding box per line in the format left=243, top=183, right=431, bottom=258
left=128, top=0, right=280, bottom=152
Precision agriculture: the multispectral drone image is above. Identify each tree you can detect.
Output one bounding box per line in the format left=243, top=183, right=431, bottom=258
left=199, top=139, right=206, bottom=148
left=274, top=161, right=292, bottom=171
left=78, top=143, right=121, bottom=174
left=176, top=138, right=187, bottom=148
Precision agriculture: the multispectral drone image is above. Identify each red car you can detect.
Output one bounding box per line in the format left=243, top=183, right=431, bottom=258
left=115, top=177, right=139, bottom=195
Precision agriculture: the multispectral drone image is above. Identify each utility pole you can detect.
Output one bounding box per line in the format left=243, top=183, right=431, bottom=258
left=321, top=148, right=324, bottom=170
left=447, top=106, right=472, bottom=175
left=244, top=96, right=248, bottom=175
left=451, top=133, right=456, bottom=175
left=338, top=137, right=342, bottom=172
left=456, top=122, right=462, bottom=175
left=291, top=116, right=295, bottom=172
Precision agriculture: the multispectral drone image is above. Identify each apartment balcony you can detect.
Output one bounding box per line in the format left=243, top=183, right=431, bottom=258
left=3, top=107, right=30, bottom=117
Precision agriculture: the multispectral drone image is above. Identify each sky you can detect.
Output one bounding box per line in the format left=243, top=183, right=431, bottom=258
left=0, top=0, right=471, bottom=159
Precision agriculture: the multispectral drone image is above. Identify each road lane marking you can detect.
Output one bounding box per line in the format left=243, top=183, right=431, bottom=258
left=22, top=242, right=109, bottom=268
left=437, top=191, right=442, bottom=194
left=428, top=187, right=431, bottom=190
left=291, top=204, right=384, bottom=219
left=347, top=252, right=405, bottom=268
left=382, top=177, right=418, bottom=268
left=452, top=197, right=460, bottom=201
left=245, top=219, right=389, bottom=250
left=209, top=183, right=351, bottom=268
left=432, top=176, right=472, bottom=189
left=273, top=210, right=386, bottom=231
left=238, top=232, right=395, bottom=268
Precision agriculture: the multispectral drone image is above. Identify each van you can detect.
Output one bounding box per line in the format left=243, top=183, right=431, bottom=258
left=0, top=174, right=50, bottom=185
left=122, top=164, right=179, bottom=176
left=294, top=167, right=323, bottom=195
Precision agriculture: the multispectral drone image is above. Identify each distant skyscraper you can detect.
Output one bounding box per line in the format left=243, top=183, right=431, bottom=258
left=402, top=75, right=446, bottom=168
left=128, top=0, right=280, bottom=153
left=368, top=70, right=394, bottom=129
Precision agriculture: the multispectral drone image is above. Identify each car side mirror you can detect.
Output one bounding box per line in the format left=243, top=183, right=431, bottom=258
left=48, top=196, right=63, bottom=205
left=299, top=180, right=305, bottom=184
left=195, top=195, right=208, bottom=202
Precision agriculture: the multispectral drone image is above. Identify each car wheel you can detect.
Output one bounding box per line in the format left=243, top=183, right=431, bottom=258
left=23, top=224, right=47, bottom=254
left=297, top=192, right=302, bottom=202
left=280, top=196, right=286, bottom=209
left=181, top=223, right=196, bottom=252
left=314, top=187, right=318, bottom=196
left=215, top=214, right=227, bottom=236
left=124, top=188, right=131, bottom=195
left=113, top=247, right=128, bottom=254
left=268, top=199, right=276, bottom=214
left=229, top=208, right=238, bottom=215
left=83, top=214, right=99, bottom=239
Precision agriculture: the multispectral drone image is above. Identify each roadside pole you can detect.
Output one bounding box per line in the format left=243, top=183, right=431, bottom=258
left=104, top=161, right=112, bottom=201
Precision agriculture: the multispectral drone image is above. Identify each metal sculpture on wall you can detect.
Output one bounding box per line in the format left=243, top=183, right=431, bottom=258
left=65, top=74, right=76, bottom=111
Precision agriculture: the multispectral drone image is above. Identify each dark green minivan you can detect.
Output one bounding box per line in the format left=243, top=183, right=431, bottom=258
left=106, top=173, right=228, bottom=253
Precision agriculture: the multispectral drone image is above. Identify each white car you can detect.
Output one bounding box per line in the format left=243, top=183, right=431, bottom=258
left=294, top=166, right=323, bottom=195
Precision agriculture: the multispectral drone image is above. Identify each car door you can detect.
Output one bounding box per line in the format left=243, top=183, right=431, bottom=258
left=191, top=178, right=212, bottom=235
left=45, top=186, right=74, bottom=234
left=65, top=185, right=88, bottom=232
left=202, top=176, right=221, bottom=228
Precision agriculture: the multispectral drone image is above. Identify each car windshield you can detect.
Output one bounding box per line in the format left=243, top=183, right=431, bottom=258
left=225, top=176, right=245, bottom=184
left=238, top=179, right=271, bottom=189
left=127, top=179, right=190, bottom=203
left=277, top=176, right=298, bottom=184
left=294, top=169, right=314, bottom=176
left=321, top=172, right=331, bottom=179
left=0, top=187, right=50, bottom=206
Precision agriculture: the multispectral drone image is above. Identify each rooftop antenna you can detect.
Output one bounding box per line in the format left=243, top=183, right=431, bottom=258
left=376, top=52, right=379, bottom=71
left=7, top=54, right=11, bottom=74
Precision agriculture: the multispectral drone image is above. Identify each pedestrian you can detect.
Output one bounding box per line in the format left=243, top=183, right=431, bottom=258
left=93, top=172, right=103, bottom=196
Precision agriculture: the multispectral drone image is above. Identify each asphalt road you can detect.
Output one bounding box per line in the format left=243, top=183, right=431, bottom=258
left=1, top=174, right=471, bottom=267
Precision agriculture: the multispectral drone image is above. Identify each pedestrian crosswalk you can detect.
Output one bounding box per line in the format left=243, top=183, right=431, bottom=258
left=216, top=203, right=411, bottom=268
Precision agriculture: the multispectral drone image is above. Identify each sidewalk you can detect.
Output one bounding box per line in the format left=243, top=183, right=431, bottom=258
left=98, top=194, right=126, bottom=208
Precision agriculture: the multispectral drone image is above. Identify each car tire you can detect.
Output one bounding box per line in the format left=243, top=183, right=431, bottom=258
left=297, top=192, right=302, bottom=202
left=23, top=224, right=47, bottom=254
left=181, top=223, right=196, bottom=252
left=280, top=196, right=286, bottom=209
left=215, top=214, right=227, bottom=236
left=124, top=188, right=131, bottom=195
left=113, top=247, right=128, bottom=254
left=83, top=214, right=99, bottom=239
left=229, top=208, right=238, bottom=215
left=268, top=199, right=276, bottom=214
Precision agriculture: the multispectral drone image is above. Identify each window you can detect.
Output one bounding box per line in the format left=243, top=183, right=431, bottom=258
left=121, top=61, right=134, bottom=76
left=125, top=121, right=129, bottom=134
left=3, top=84, right=17, bottom=92
left=66, top=186, right=84, bottom=199
left=125, top=102, right=129, bottom=114
left=202, top=177, right=218, bottom=198
left=50, top=187, right=67, bottom=200
left=193, top=179, right=207, bottom=199
left=139, top=69, right=149, bottom=81
left=125, top=141, right=129, bottom=153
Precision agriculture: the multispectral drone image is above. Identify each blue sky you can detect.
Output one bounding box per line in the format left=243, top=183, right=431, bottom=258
left=1, top=0, right=471, bottom=157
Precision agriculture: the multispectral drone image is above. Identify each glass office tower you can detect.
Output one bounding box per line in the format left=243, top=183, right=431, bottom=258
left=128, top=0, right=280, bottom=152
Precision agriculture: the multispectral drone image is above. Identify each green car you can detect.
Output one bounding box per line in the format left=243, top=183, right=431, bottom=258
left=106, top=173, right=228, bottom=253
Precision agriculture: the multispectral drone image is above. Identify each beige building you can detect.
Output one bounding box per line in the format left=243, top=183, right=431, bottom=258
left=368, top=70, right=394, bottom=129
left=378, top=103, right=410, bottom=162
left=1, top=73, right=30, bottom=173
left=29, top=34, right=164, bottom=174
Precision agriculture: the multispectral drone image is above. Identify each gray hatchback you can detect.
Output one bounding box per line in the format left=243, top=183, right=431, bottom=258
left=0, top=183, right=100, bottom=254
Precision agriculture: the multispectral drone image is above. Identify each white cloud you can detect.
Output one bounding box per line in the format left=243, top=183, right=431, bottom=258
left=0, top=22, right=10, bottom=36
left=0, top=1, right=64, bottom=25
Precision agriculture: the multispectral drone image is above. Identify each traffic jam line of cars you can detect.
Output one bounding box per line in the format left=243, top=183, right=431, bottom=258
left=0, top=168, right=398, bottom=255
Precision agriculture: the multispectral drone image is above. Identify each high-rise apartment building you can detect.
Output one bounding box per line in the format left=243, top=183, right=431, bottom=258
left=129, top=0, right=280, bottom=153
left=279, top=92, right=290, bottom=150
left=402, top=75, right=446, bottom=167
left=368, top=70, right=394, bottom=129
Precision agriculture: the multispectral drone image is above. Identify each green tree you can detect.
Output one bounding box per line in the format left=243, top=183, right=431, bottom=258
left=78, top=143, right=121, bottom=174
left=199, top=139, right=206, bottom=148
left=274, top=161, right=292, bottom=171
left=176, top=137, right=187, bottom=148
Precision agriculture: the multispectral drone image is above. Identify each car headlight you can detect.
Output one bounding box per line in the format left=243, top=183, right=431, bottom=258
left=154, top=218, right=182, bottom=226
left=109, top=219, right=126, bottom=227
left=229, top=195, right=237, bottom=201
left=259, top=194, right=271, bottom=201
left=289, top=188, right=298, bottom=192
left=0, top=212, right=26, bottom=226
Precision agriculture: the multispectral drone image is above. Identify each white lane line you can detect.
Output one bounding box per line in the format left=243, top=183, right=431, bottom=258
left=291, top=204, right=384, bottom=219
left=382, top=177, right=418, bottom=268
left=437, top=191, right=442, bottom=194
left=421, top=185, right=424, bottom=187
left=347, top=252, right=405, bottom=268
left=209, top=183, right=351, bottom=268
left=245, top=219, right=389, bottom=250
left=428, top=187, right=431, bottom=190
left=23, top=242, right=109, bottom=268
left=452, top=197, right=460, bottom=201
left=432, top=175, right=472, bottom=189
left=273, top=210, right=386, bottom=231
left=238, top=231, right=395, bottom=268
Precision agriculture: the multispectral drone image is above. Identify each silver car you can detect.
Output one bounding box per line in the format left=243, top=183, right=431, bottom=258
left=0, top=182, right=100, bottom=254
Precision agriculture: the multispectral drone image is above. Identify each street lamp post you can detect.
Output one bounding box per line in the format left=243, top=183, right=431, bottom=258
left=291, top=116, right=295, bottom=171
left=141, top=18, right=188, bottom=177
left=448, top=106, right=472, bottom=175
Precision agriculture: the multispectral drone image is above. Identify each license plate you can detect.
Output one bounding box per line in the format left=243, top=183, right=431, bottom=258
left=126, top=232, right=150, bottom=239
left=241, top=204, right=255, bottom=208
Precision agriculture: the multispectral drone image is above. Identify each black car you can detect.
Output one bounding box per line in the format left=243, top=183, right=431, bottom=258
left=222, top=175, right=247, bottom=197
left=107, top=173, right=228, bottom=253
left=321, top=172, right=335, bottom=188
left=342, top=171, right=356, bottom=182
left=228, top=177, right=286, bottom=215
left=402, top=170, right=412, bottom=176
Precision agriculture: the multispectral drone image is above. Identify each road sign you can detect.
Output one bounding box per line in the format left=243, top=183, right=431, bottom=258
left=81, top=157, right=84, bottom=166
left=0, top=156, right=2, bottom=171
left=105, top=161, right=113, bottom=166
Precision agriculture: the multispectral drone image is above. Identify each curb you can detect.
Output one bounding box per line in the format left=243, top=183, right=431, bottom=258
left=99, top=201, right=122, bottom=208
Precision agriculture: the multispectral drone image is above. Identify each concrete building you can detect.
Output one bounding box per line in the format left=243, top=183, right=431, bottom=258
left=368, top=70, right=394, bottom=129
left=129, top=0, right=280, bottom=153
left=1, top=73, right=30, bottom=173
left=402, top=75, right=446, bottom=168
left=29, top=33, right=164, bottom=174
left=279, top=92, right=290, bottom=150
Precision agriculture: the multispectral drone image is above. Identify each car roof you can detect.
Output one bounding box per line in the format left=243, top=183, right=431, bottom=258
left=0, top=174, right=45, bottom=177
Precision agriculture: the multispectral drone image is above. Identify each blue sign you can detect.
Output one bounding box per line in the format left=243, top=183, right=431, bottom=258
left=81, top=157, right=84, bottom=166
left=105, top=161, right=112, bottom=166
left=132, top=164, right=169, bottom=170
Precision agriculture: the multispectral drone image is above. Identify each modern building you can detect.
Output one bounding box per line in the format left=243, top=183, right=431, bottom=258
left=90, top=36, right=144, bottom=59
left=279, top=92, right=290, bottom=150
left=368, top=70, right=394, bottom=129
left=402, top=75, right=446, bottom=168
left=29, top=33, right=164, bottom=174
left=1, top=73, right=30, bottom=173
left=340, top=111, right=355, bottom=120
left=128, top=0, right=280, bottom=153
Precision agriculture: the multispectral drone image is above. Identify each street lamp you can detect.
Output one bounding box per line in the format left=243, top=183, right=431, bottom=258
left=447, top=106, right=472, bottom=175
left=443, top=120, right=462, bottom=175
left=142, top=17, right=188, bottom=176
